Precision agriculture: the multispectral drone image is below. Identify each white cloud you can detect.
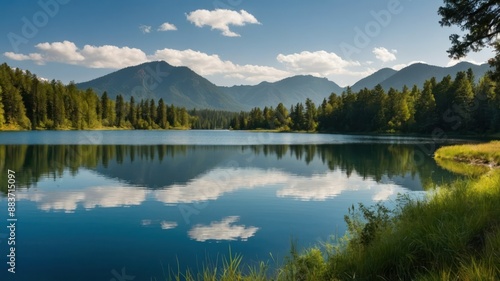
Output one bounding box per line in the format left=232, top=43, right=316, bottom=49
left=391, top=60, right=427, bottom=71
left=151, top=48, right=290, bottom=83
left=186, top=9, right=260, bottom=37
left=188, top=216, right=259, bottom=242
left=4, top=41, right=148, bottom=69
left=372, top=47, right=397, bottom=62
left=158, top=22, right=177, bottom=31
left=4, top=52, right=44, bottom=64
left=276, top=50, right=361, bottom=77
left=36, top=41, right=85, bottom=63
left=80, top=44, right=148, bottom=68
left=4, top=41, right=288, bottom=83
left=3, top=42, right=392, bottom=86
left=139, top=25, right=152, bottom=34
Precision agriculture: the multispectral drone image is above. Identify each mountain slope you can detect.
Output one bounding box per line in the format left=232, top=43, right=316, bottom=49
left=76, top=61, right=244, bottom=110
left=379, top=62, right=490, bottom=90
left=220, top=75, right=344, bottom=110
left=350, top=68, right=397, bottom=92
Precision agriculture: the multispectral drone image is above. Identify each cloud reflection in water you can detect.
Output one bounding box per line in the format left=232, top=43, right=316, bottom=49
left=16, top=167, right=406, bottom=212
left=188, top=216, right=259, bottom=242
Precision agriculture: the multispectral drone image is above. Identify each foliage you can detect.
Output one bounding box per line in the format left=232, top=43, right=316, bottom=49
left=438, top=0, right=500, bottom=59
left=438, top=0, right=500, bottom=82
left=0, top=63, right=191, bottom=130
left=1, top=62, right=500, bottom=135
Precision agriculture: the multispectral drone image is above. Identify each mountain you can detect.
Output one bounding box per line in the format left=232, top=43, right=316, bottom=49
left=77, top=60, right=492, bottom=112
left=78, top=62, right=344, bottom=111
left=220, top=75, right=344, bottom=110
left=76, top=61, right=244, bottom=110
left=379, top=62, right=490, bottom=90
left=350, top=68, right=397, bottom=92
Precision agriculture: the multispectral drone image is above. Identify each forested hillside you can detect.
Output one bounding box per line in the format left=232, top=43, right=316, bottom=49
left=0, top=63, right=193, bottom=130
left=1, top=62, right=499, bottom=135
left=231, top=69, right=500, bottom=134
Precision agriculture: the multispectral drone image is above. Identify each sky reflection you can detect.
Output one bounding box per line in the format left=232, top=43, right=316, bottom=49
left=16, top=167, right=410, bottom=213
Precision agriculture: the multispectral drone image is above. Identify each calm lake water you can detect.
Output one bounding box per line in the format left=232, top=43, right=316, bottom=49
left=0, top=131, right=469, bottom=280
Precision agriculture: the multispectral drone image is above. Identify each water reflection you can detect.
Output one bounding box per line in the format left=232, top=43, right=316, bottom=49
left=16, top=185, right=147, bottom=213
left=188, top=216, right=259, bottom=242
left=0, top=141, right=466, bottom=281
left=0, top=143, right=458, bottom=194
left=154, top=168, right=288, bottom=203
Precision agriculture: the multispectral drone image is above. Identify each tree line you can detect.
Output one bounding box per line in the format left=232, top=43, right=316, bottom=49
left=1, top=62, right=499, bottom=134
left=231, top=69, right=500, bottom=134
left=0, top=63, right=193, bottom=130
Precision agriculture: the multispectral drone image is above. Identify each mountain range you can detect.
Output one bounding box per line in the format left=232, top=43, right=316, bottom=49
left=76, top=61, right=491, bottom=111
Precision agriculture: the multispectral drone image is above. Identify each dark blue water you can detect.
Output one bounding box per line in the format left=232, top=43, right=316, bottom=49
left=0, top=131, right=465, bottom=280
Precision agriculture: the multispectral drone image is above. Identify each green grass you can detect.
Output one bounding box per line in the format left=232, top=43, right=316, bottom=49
left=159, top=141, right=500, bottom=281
left=434, top=141, right=500, bottom=167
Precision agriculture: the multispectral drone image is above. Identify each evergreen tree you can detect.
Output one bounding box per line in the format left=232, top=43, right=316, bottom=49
left=149, top=99, right=156, bottom=127
left=450, top=71, right=475, bottom=130
left=304, top=98, right=317, bottom=131
left=115, top=94, right=125, bottom=127
left=415, top=80, right=438, bottom=132
left=167, top=104, right=178, bottom=127
left=274, top=102, right=289, bottom=129
left=128, top=96, right=136, bottom=127
left=0, top=86, right=4, bottom=128
left=291, top=103, right=305, bottom=130
left=101, top=91, right=109, bottom=122
left=387, top=88, right=411, bottom=131
left=179, top=108, right=189, bottom=128
left=474, top=76, right=497, bottom=132
left=157, top=98, right=168, bottom=129
left=84, top=89, right=99, bottom=128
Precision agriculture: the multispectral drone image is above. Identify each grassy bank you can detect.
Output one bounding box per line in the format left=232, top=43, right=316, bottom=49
left=161, top=141, right=500, bottom=280
left=434, top=141, right=500, bottom=167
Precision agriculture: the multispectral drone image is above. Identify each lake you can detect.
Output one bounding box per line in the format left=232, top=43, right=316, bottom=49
left=0, top=130, right=468, bottom=280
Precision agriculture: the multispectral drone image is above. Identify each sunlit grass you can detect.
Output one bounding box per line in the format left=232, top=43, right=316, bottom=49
left=434, top=141, right=500, bottom=167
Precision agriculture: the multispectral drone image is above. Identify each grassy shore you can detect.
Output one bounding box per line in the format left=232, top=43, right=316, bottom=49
left=160, top=141, right=500, bottom=281
left=434, top=141, right=500, bottom=167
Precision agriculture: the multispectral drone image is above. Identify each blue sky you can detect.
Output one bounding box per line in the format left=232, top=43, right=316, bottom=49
left=1, top=0, right=495, bottom=87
